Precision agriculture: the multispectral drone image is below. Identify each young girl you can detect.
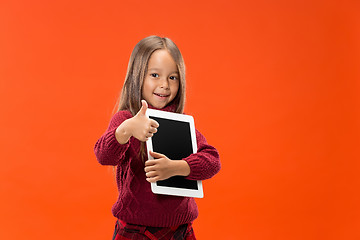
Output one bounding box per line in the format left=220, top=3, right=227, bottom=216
left=94, top=35, right=221, bottom=240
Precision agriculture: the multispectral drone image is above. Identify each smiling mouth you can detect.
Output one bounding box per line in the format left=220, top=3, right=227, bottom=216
left=154, top=93, right=170, bottom=98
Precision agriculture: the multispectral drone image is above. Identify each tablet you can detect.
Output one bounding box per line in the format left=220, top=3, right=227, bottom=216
left=146, top=109, right=203, bottom=198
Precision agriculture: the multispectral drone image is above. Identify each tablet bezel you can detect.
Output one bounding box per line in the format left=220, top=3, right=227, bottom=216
left=145, top=108, right=204, bottom=198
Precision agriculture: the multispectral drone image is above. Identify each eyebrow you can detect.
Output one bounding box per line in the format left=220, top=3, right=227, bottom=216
left=148, top=68, right=179, bottom=75
left=148, top=68, right=161, bottom=71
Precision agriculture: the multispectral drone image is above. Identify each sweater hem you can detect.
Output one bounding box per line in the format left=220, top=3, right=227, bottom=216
left=115, top=211, right=198, bottom=228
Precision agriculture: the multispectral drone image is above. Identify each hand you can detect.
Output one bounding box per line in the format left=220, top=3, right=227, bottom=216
left=144, top=151, right=191, bottom=182
left=144, top=151, right=176, bottom=183
left=128, top=100, right=159, bottom=142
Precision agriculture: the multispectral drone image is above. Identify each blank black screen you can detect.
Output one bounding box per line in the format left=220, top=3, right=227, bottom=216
left=150, top=116, right=198, bottom=190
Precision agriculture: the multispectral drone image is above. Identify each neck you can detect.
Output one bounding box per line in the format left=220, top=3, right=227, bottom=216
left=148, top=103, right=177, bottom=112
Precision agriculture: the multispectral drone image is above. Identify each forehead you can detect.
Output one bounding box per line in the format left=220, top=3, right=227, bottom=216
left=148, top=49, right=178, bottom=72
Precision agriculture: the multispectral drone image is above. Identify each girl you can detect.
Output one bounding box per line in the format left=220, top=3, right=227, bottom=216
left=94, top=35, right=221, bottom=240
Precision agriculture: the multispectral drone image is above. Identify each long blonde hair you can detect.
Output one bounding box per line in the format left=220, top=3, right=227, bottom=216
left=116, top=35, right=186, bottom=115
left=114, top=35, right=187, bottom=162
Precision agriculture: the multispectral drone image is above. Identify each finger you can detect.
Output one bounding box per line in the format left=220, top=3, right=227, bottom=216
left=149, top=151, right=166, bottom=159
left=146, top=176, right=160, bottom=183
left=144, top=164, right=156, bottom=172
left=145, top=159, right=157, bottom=166
left=150, top=119, right=159, bottom=128
left=144, top=165, right=156, bottom=173
left=145, top=171, right=157, bottom=178
left=145, top=132, right=153, bottom=138
left=138, top=100, right=148, bottom=116
left=149, top=127, right=157, bottom=134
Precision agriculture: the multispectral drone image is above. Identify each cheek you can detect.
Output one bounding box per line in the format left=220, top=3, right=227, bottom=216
left=142, top=79, right=153, bottom=96
left=171, top=82, right=180, bottom=95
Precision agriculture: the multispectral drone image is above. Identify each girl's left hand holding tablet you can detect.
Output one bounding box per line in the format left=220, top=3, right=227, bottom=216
left=144, top=151, right=191, bottom=183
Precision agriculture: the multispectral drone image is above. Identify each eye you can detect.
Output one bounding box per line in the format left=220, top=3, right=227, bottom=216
left=169, top=76, right=178, bottom=80
left=150, top=73, right=159, bottom=78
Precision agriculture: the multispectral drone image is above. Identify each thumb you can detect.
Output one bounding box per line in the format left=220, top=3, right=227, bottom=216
left=138, top=100, right=148, bottom=116
left=149, top=151, right=165, bottom=159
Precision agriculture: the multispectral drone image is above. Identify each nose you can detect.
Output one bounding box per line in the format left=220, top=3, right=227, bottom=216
left=159, top=78, right=169, bottom=89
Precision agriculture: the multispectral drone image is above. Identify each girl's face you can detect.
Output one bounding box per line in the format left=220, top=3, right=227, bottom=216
left=142, top=49, right=180, bottom=109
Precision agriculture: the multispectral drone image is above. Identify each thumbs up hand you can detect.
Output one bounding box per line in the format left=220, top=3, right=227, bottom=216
left=115, top=100, right=159, bottom=144
left=128, top=100, right=159, bottom=142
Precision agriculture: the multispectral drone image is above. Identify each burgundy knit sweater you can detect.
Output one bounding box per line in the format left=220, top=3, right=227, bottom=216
left=94, top=104, right=221, bottom=227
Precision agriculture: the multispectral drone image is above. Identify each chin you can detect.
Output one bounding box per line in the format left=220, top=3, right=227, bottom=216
left=157, top=104, right=167, bottom=109
left=150, top=102, right=166, bottom=109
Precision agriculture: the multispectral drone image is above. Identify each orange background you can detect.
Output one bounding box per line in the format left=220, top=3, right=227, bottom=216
left=1, top=0, right=359, bottom=239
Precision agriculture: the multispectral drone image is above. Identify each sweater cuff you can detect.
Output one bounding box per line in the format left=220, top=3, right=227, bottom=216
left=110, top=127, right=129, bottom=147
left=99, top=128, right=130, bottom=165
left=183, top=154, right=203, bottom=180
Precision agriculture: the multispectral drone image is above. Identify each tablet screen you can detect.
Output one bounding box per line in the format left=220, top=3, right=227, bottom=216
left=150, top=116, right=198, bottom=190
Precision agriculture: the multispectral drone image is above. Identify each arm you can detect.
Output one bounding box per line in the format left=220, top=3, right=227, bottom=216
left=183, top=129, right=221, bottom=180
left=144, top=130, right=221, bottom=182
left=94, top=111, right=132, bottom=166
left=94, top=100, right=159, bottom=166
left=144, top=151, right=191, bottom=182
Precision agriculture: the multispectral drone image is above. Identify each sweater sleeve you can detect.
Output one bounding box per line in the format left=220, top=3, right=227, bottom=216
left=183, top=129, right=221, bottom=180
left=94, top=111, right=132, bottom=166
